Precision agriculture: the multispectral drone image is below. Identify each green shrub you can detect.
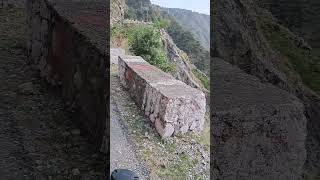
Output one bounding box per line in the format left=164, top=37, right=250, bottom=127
left=128, top=26, right=174, bottom=72
left=154, top=19, right=170, bottom=29
left=111, top=24, right=127, bottom=39
left=124, top=7, right=138, bottom=20
left=192, top=69, right=210, bottom=90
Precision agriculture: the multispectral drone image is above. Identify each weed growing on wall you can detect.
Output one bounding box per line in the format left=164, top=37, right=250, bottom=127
left=128, top=26, right=174, bottom=72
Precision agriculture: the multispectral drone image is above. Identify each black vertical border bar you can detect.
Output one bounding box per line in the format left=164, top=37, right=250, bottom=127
left=105, top=0, right=111, bottom=178
left=210, top=0, right=217, bottom=178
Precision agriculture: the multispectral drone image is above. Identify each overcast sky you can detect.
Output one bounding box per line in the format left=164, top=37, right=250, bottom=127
left=150, top=0, right=210, bottom=15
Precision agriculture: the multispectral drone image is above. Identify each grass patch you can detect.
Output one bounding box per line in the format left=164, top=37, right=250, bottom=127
left=193, top=117, right=210, bottom=150
left=157, top=153, right=191, bottom=180
left=192, top=68, right=210, bottom=90
left=111, top=24, right=176, bottom=73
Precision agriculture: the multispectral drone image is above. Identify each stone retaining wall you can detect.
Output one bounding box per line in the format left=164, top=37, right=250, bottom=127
left=118, top=56, right=206, bottom=138
left=26, top=0, right=108, bottom=150
left=110, top=48, right=125, bottom=65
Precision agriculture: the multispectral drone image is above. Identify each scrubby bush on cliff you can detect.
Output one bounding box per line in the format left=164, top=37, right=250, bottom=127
left=192, top=68, right=210, bottom=90
left=260, top=18, right=320, bottom=94
left=128, top=26, right=174, bottom=72
left=154, top=19, right=170, bottom=29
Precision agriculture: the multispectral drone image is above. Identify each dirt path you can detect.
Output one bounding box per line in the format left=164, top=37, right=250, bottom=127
left=110, top=89, right=149, bottom=179
left=0, top=7, right=105, bottom=180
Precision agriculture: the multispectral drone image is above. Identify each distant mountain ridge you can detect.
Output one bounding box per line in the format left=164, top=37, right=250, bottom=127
left=155, top=6, right=210, bottom=50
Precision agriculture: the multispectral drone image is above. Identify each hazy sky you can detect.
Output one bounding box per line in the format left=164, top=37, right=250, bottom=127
left=150, top=0, right=210, bottom=15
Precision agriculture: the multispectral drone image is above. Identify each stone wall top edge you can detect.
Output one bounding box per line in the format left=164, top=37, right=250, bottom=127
left=151, top=82, right=206, bottom=99
left=42, top=0, right=108, bottom=54
left=119, top=55, right=205, bottom=98
left=120, top=55, right=145, bottom=60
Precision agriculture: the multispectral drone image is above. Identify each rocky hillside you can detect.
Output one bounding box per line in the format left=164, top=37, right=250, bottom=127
left=258, top=0, right=320, bottom=48
left=159, top=29, right=209, bottom=92
left=155, top=7, right=210, bottom=51
left=213, top=0, right=320, bottom=176
left=111, top=0, right=125, bottom=25
left=125, top=0, right=210, bottom=75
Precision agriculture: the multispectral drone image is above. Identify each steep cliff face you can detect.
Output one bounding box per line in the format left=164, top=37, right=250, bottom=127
left=214, top=0, right=299, bottom=93
left=213, top=0, right=320, bottom=175
left=159, top=7, right=210, bottom=51
left=111, top=0, right=125, bottom=25
left=160, top=29, right=207, bottom=91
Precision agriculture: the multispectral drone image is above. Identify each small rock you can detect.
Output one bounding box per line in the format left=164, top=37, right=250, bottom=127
left=18, top=82, right=34, bottom=95
left=72, top=168, right=80, bottom=176
left=160, top=163, right=166, bottom=169
left=202, top=154, right=206, bottom=159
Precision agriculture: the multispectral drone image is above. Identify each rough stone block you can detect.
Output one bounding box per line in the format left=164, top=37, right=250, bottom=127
left=118, top=56, right=206, bottom=138
left=110, top=48, right=125, bottom=64
left=212, top=58, right=307, bottom=180
left=27, top=0, right=108, bottom=152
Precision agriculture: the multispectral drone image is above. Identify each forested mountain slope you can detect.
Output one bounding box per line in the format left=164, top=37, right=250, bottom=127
left=155, top=7, right=210, bottom=50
